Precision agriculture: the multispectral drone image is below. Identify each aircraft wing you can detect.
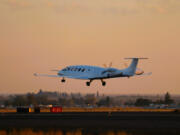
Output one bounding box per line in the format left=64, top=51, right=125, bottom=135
left=34, top=73, right=60, bottom=78
left=34, top=73, right=90, bottom=80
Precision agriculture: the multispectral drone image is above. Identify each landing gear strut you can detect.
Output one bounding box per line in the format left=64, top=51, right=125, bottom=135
left=101, top=79, right=106, bottom=86
left=61, top=78, right=66, bottom=83
left=86, top=79, right=106, bottom=86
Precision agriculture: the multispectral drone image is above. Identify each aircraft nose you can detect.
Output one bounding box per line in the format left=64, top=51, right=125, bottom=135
left=57, top=71, right=63, bottom=76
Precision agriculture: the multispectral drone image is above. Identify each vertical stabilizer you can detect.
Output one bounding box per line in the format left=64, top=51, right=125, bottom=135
left=124, top=58, right=148, bottom=76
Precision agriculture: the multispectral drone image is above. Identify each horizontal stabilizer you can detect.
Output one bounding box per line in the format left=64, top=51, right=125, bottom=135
left=124, top=57, right=148, bottom=60
left=135, top=72, right=152, bottom=76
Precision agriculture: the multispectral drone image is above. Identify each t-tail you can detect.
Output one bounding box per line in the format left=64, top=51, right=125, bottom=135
left=124, top=58, right=148, bottom=76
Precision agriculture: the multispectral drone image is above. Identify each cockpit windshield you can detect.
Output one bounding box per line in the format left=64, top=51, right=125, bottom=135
left=62, top=67, right=86, bottom=72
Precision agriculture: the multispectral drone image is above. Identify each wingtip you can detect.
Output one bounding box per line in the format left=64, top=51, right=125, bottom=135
left=148, top=72, right=152, bottom=75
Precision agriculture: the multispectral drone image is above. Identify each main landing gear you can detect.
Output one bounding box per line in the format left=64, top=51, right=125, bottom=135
left=101, top=79, right=106, bottom=86
left=86, top=80, right=92, bottom=86
left=61, top=78, right=66, bottom=83
left=86, top=79, right=106, bottom=86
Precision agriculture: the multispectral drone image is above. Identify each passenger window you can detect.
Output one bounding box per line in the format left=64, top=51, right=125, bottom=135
left=82, top=69, right=85, bottom=72
left=78, top=68, right=81, bottom=71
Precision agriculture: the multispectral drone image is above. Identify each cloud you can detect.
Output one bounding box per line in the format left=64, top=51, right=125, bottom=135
left=44, top=0, right=180, bottom=15
left=2, top=0, right=32, bottom=8
left=44, top=0, right=90, bottom=14
left=1, top=0, right=180, bottom=15
left=136, top=0, right=180, bottom=14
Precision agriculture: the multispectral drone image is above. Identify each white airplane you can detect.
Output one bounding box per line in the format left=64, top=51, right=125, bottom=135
left=34, top=58, right=151, bottom=86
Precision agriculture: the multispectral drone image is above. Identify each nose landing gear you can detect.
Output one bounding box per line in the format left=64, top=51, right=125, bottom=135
left=86, top=81, right=90, bottom=86
left=61, top=78, right=66, bottom=83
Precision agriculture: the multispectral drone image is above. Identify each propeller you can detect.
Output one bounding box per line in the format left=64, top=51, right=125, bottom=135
left=102, top=62, right=116, bottom=75
left=103, top=62, right=113, bottom=68
left=124, top=63, right=128, bottom=68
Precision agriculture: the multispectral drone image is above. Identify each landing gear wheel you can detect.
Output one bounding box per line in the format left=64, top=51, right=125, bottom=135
left=102, top=81, right=106, bottom=86
left=61, top=79, right=66, bottom=83
left=86, top=81, right=90, bottom=86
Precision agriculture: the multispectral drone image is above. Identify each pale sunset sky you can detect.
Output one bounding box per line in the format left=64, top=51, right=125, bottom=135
left=0, top=0, right=180, bottom=94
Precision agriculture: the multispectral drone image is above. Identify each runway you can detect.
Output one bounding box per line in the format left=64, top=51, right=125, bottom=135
left=0, top=112, right=180, bottom=129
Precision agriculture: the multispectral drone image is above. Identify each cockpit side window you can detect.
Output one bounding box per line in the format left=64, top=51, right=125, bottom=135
left=81, top=69, right=85, bottom=72
left=62, top=68, right=66, bottom=71
left=78, top=68, right=81, bottom=71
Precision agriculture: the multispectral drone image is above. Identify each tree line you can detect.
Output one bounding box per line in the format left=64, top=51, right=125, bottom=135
left=0, top=91, right=175, bottom=107
left=127, top=92, right=174, bottom=106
